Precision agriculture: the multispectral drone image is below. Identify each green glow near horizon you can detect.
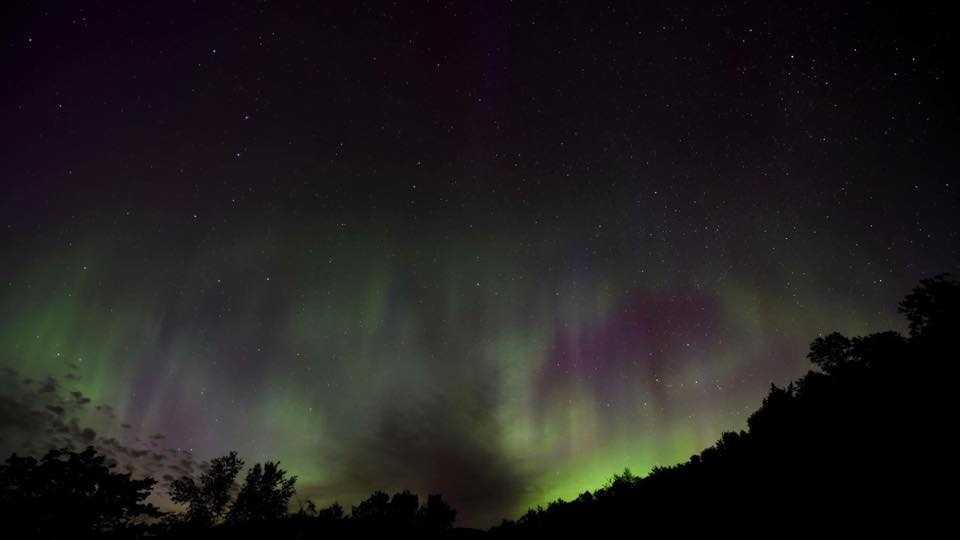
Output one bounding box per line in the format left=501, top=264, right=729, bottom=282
left=0, top=224, right=908, bottom=527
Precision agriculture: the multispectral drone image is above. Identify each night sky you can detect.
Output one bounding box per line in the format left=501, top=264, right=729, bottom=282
left=1, top=1, right=958, bottom=527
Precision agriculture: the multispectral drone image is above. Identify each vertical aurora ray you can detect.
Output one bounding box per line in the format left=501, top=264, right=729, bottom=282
left=0, top=204, right=922, bottom=527
left=0, top=215, right=918, bottom=525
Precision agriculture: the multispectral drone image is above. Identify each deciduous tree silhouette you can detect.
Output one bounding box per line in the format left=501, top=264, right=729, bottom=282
left=348, top=489, right=457, bottom=533
left=350, top=489, right=391, bottom=522
left=807, top=331, right=853, bottom=373
left=899, top=273, right=958, bottom=342
left=226, top=461, right=297, bottom=524
left=316, top=501, right=344, bottom=521
left=388, top=490, right=419, bottom=527
left=0, top=446, right=159, bottom=538
left=169, top=451, right=243, bottom=527
left=419, top=493, right=457, bottom=532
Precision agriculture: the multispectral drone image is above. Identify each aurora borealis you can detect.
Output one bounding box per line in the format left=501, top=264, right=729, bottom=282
left=1, top=1, right=958, bottom=528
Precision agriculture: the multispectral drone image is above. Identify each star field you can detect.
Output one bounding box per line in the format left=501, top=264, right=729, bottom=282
left=1, top=1, right=958, bottom=527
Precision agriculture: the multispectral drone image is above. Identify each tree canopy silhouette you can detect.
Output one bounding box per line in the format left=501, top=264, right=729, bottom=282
left=899, top=273, right=959, bottom=342
left=169, top=450, right=243, bottom=527
left=0, top=446, right=159, bottom=538
left=347, top=489, right=457, bottom=534
left=420, top=493, right=457, bottom=533
left=226, top=461, right=297, bottom=524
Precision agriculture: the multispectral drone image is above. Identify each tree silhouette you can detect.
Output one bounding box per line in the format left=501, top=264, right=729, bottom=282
left=419, top=493, right=457, bottom=532
left=807, top=331, right=853, bottom=374
left=388, top=490, right=419, bottom=527
left=0, top=446, right=159, bottom=537
left=295, top=498, right=318, bottom=518
left=316, top=501, right=345, bottom=521
left=226, top=461, right=297, bottom=524
left=899, top=273, right=958, bottom=342
left=347, top=489, right=457, bottom=533
left=350, top=489, right=391, bottom=522
left=169, top=451, right=243, bottom=527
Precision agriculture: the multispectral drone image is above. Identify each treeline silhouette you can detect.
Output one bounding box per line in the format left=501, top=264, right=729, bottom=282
left=1, top=275, right=954, bottom=537
left=491, top=274, right=955, bottom=535
left=0, top=445, right=458, bottom=538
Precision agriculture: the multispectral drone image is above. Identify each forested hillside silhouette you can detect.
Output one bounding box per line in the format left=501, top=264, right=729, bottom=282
left=492, top=274, right=955, bottom=535
left=1, top=275, right=954, bottom=537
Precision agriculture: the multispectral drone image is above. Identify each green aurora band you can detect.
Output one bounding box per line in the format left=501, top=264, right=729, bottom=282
left=0, top=214, right=909, bottom=526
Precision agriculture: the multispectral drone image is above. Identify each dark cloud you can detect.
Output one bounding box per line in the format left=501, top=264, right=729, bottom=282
left=0, top=395, right=44, bottom=437
left=45, top=405, right=65, bottom=416
left=0, top=370, right=185, bottom=486
left=311, top=386, right=534, bottom=527
left=51, top=420, right=69, bottom=434
left=101, top=437, right=122, bottom=449
left=38, top=376, right=58, bottom=394
left=95, top=404, right=115, bottom=417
